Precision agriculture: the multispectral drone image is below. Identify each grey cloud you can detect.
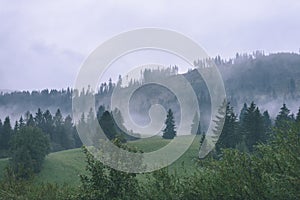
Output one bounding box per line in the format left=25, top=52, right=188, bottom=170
left=0, top=0, right=300, bottom=90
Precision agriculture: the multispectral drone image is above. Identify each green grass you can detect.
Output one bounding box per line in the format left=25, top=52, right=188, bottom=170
left=0, top=148, right=86, bottom=186
left=128, top=136, right=171, bottom=152
left=35, top=148, right=86, bottom=186
left=128, top=135, right=201, bottom=175
left=0, top=135, right=201, bottom=185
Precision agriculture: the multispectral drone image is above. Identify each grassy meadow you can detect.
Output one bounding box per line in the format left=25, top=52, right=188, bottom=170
left=0, top=135, right=201, bottom=185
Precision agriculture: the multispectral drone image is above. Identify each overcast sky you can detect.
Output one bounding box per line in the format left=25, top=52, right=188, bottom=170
left=0, top=0, right=300, bottom=91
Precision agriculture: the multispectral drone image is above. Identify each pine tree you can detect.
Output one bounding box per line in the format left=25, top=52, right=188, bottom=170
left=162, top=109, right=176, bottom=139
left=53, top=109, right=64, bottom=151
left=63, top=115, right=75, bottom=149
left=239, top=103, right=248, bottom=122
left=26, top=114, right=35, bottom=127
left=275, top=104, right=293, bottom=130
left=19, top=116, right=25, bottom=129
left=0, top=117, right=12, bottom=150
left=34, top=108, right=44, bottom=129
left=97, top=105, right=105, bottom=121
left=262, top=110, right=272, bottom=140
left=241, top=102, right=265, bottom=151
left=215, top=102, right=238, bottom=153
left=43, top=110, right=53, bottom=137
left=99, top=111, right=125, bottom=142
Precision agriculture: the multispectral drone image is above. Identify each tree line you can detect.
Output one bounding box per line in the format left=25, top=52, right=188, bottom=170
left=1, top=108, right=299, bottom=199
left=196, top=101, right=300, bottom=156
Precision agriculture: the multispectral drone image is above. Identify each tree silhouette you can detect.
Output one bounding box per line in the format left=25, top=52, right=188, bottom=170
left=162, top=109, right=176, bottom=139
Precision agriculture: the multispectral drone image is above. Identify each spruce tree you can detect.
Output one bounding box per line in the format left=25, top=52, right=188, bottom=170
left=215, top=102, right=238, bottom=153
left=242, top=102, right=264, bottom=151
left=239, top=103, right=248, bottom=122
left=63, top=115, right=75, bottom=149
left=53, top=109, right=64, bottom=151
left=275, top=104, right=293, bottom=130
left=43, top=110, right=53, bottom=138
left=162, top=109, right=176, bottom=139
left=99, top=111, right=125, bottom=142
left=262, top=110, right=272, bottom=140
left=1, top=117, right=12, bottom=150
left=34, top=108, right=44, bottom=129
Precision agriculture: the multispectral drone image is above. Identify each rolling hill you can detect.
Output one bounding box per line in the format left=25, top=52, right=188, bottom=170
left=0, top=135, right=202, bottom=185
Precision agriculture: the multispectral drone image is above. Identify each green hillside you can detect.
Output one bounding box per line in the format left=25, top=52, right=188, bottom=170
left=0, top=136, right=201, bottom=185
left=0, top=148, right=86, bottom=186
left=128, top=135, right=201, bottom=174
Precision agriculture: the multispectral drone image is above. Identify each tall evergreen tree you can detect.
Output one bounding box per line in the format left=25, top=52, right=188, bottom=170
left=99, top=111, right=125, bottom=142
left=215, top=102, right=238, bottom=153
left=43, top=110, right=53, bottom=137
left=19, top=116, right=25, bottom=129
left=97, top=105, right=105, bottom=121
left=262, top=110, right=272, bottom=139
left=275, top=104, right=293, bottom=130
left=239, top=103, right=248, bottom=122
left=0, top=117, right=12, bottom=150
left=63, top=115, right=75, bottom=149
left=26, top=114, right=35, bottom=127
left=34, top=108, right=44, bottom=129
left=52, top=109, right=64, bottom=151
left=162, top=109, right=176, bottom=139
left=241, top=102, right=265, bottom=151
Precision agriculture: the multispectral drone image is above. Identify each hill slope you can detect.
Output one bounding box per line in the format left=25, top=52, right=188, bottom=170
left=0, top=136, right=202, bottom=185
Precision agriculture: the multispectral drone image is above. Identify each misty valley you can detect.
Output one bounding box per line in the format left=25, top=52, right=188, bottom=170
left=0, top=52, right=300, bottom=199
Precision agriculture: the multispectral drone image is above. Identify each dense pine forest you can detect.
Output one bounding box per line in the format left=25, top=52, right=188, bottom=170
left=0, top=52, right=300, bottom=199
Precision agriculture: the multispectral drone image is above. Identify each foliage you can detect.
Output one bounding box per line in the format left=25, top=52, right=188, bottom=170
left=215, top=102, right=238, bottom=154
left=162, top=109, right=176, bottom=139
left=77, top=140, right=140, bottom=200
left=275, top=103, right=294, bottom=131
left=0, top=169, right=75, bottom=200
left=9, top=126, right=50, bottom=179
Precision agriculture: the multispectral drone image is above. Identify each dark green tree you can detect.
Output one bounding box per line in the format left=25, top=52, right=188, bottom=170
left=275, top=104, right=293, bottom=130
left=42, top=110, right=53, bottom=138
left=52, top=109, right=64, bottom=151
left=215, top=102, right=239, bottom=154
left=162, top=109, right=176, bottom=139
left=99, top=111, right=125, bottom=142
left=62, top=115, right=75, bottom=149
left=9, top=126, right=50, bottom=179
left=239, top=103, right=247, bottom=122
left=18, top=116, right=25, bottom=129
left=78, top=140, right=140, bottom=200
left=262, top=110, right=272, bottom=139
left=0, top=117, right=12, bottom=151
left=241, top=102, right=265, bottom=151
left=96, top=105, right=105, bottom=121
left=26, top=114, right=35, bottom=127
left=34, top=108, right=45, bottom=129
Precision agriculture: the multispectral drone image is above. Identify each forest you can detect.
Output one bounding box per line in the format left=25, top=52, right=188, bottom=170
left=0, top=52, right=299, bottom=199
